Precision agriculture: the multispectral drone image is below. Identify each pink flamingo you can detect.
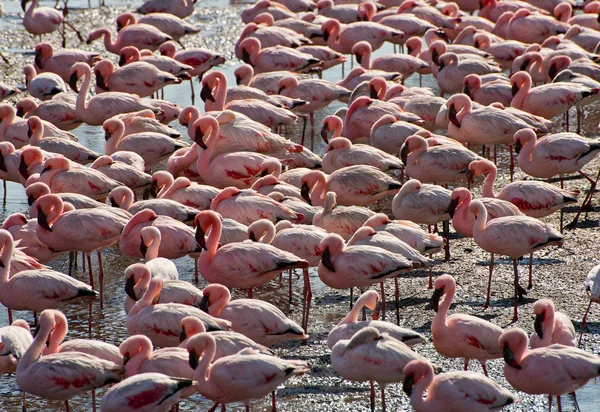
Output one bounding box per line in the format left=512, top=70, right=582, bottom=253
left=500, top=327, right=600, bottom=412
left=436, top=53, right=502, bottom=96
left=35, top=194, right=130, bottom=307
left=26, top=182, right=108, bottom=218
left=103, top=117, right=188, bottom=170
left=201, top=71, right=297, bottom=128
left=470, top=199, right=564, bottom=320
left=68, top=63, right=158, bottom=126
left=2, top=213, right=58, bottom=264
left=352, top=41, right=428, bottom=79
left=21, top=0, right=65, bottom=41
left=397, top=1, right=459, bottom=29
left=369, top=114, right=427, bottom=154
left=431, top=274, right=503, bottom=376
left=469, top=159, right=580, bottom=230
left=27, top=116, right=100, bottom=164
left=251, top=174, right=303, bottom=200
left=186, top=332, right=310, bottom=411
left=127, top=277, right=231, bottom=347
left=479, top=0, right=545, bottom=22
left=151, top=172, right=219, bottom=210
left=23, top=64, right=67, bottom=101
left=555, top=1, right=600, bottom=29
left=86, top=24, right=172, bottom=55
left=506, top=8, right=569, bottom=44
left=463, top=74, right=512, bottom=107
left=123, top=263, right=203, bottom=314
left=563, top=24, right=600, bottom=53
left=513, top=128, right=600, bottom=228
left=93, top=59, right=180, bottom=97
left=239, top=37, right=322, bottom=74
left=296, top=45, right=346, bottom=71
left=241, top=0, right=297, bottom=23
left=0, top=319, right=33, bottom=375
left=530, top=299, right=576, bottom=349
left=34, top=42, right=100, bottom=82
left=579, top=264, right=600, bottom=346
left=253, top=12, right=324, bottom=41
left=311, top=191, right=374, bottom=239
left=210, top=186, right=303, bottom=225
left=116, top=12, right=200, bottom=41
left=327, top=289, right=425, bottom=350
left=139, top=227, right=180, bottom=278
left=403, top=359, right=517, bottom=411
left=196, top=210, right=308, bottom=297
left=316, top=0, right=369, bottom=24
left=301, top=165, right=401, bottom=207
left=200, top=283, right=308, bottom=345
left=235, top=22, right=311, bottom=57
left=331, top=327, right=432, bottom=412
left=118, top=46, right=193, bottom=82
left=511, top=71, right=599, bottom=119
left=0, top=82, right=20, bottom=101
left=16, top=96, right=82, bottom=131
left=473, top=33, right=526, bottom=70
left=337, top=68, right=403, bottom=96
left=137, top=0, right=197, bottom=18
left=101, top=373, right=194, bottom=412
left=110, top=186, right=196, bottom=224
left=38, top=157, right=123, bottom=201
left=401, top=134, right=480, bottom=184
left=16, top=310, right=124, bottom=412
left=90, top=157, right=151, bottom=191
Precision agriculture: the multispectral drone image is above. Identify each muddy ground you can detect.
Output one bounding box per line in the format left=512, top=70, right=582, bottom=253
left=1, top=0, right=600, bottom=410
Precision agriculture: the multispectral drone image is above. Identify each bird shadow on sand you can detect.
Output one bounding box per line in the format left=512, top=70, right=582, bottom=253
left=278, top=383, right=370, bottom=397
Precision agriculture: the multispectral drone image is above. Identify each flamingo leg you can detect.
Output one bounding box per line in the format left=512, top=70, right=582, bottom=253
left=443, top=219, right=450, bottom=262
left=247, top=288, right=253, bottom=299
left=87, top=254, right=94, bottom=290
left=528, top=253, right=533, bottom=290
left=381, top=387, right=386, bottom=412
left=65, top=400, right=70, bottom=412
left=272, top=391, right=277, bottom=411
left=509, top=145, right=514, bottom=182
left=349, top=287, right=354, bottom=310
left=194, top=257, right=199, bottom=283
left=578, top=300, right=593, bottom=347
left=571, top=391, right=580, bottom=412
left=82, top=251, right=86, bottom=271
left=22, top=391, right=26, bottom=412
left=207, top=402, right=219, bottom=412
left=480, top=361, right=488, bottom=377
left=548, top=395, right=553, bottom=411
left=557, top=395, right=562, bottom=412
left=566, top=169, right=600, bottom=229
left=463, top=358, right=470, bottom=371
left=189, top=79, right=195, bottom=105
left=91, top=389, right=96, bottom=412
left=309, top=112, right=315, bottom=152
left=97, top=252, right=104, bottom=309
left=3, top=180, right=6, bottom=205
left=484, top=253, right=494, bottom=309
left=560, top=177, right=564, bottom=232
left=300, top=115, right=307, bottom=147
left=428, top=252, right=433, bottom=290
left=369, top=381, right=375, bottom=412
left=379, top=282, right=386, bottom=321
left=512, top=259, right=520, bottom=322
left=7, top=308, right=12, bottom=325
left=394, top=277, right=400, bottom=325
left=303, top=268, right=312, bottom=333
left=288, top=269, right=293, bottom=304
left=68, top=251, right=74, bottom=276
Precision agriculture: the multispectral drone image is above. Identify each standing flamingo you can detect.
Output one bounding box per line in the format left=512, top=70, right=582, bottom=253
left=33, top=42, right=100, bottom=82
left=530, top=299, right=576, bottom=349
left=86, top=25, right=172, bottom=55
left=579, top=264, right=600, bottom=346
left=311, top=192, right=374, bottom=240
left=239, top=37, right=322, bottom=74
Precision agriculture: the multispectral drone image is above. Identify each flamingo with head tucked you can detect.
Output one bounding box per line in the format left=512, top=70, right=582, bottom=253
left=34, top=42, right=100, bottom=82
left=239, top=37, right=322, bottom=74
left=0, top=319, right=33, bottom=376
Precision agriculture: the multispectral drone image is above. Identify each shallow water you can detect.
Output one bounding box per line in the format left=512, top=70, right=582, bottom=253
left=2, top=0, right=600, bottom=410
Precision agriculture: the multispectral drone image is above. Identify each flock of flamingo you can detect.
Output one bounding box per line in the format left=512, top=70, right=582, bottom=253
left=3, top=0, right=600, bottom=409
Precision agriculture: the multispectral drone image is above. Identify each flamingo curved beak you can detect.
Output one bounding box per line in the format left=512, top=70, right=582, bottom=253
left=431, top=286, right=444, bottom=312
left=534, top=312, right=545, bottom=339
left=68, top=72, right=79, bottom=93
left=248, top=232, right=257, bottom=242
left=27, top=194, right=35, bottom=206
left=122, top=353, right=131, bottom=365
left=447, top=198, right=459, bottom=218
left=188, top=349, right=199, bottom=370
left=179, top=327, right=187, bottom=343
left=369, top=85, right=378, bottom=99
left=124, top=276, right=138, bottom=301
left=104, top=130, right=112, bottom=142
left=463, top=84, right=471, bottom=99
left=322, top=30, right=329, bottom=42
left=37, top=208, right=52, bottom=232
left=95, top=71, right=109, bottom=92
left=448, top=104, right=460, bottom=128
left=465, top=169, right=475, bottom=184
left=193, top=127, right=208, bottom=150
left=19, top=157, right=30, bottom=180
left=139, top=239, right=148, bottom=257
left=511, top=83, right=519, bottom=97
left=21, top=0, right=28, bottom=12
left=431, top=49, right=440, bottom=66
left=400, top=144, right=408, bottom=165
left=34, top=51, right=43, bottom=69
left=198, top=295, right=210, bottom=313
left=503, top=342, right=522, bottom=370
left=320, top=122, right=330, bottom=144
left=402, top=373, right=414, bottom=397
left=514, top=139, right=523, bottom=154
left=27, top=125, right=33, bottom=139
left=16, top=107, right=24, bottom=117
left=355, top=53, right=362, bottom=65
left=149, top=180, right=159, bottom=198
left=321, top=247, right=335, bottom=273
left=195, top=225, right=207, bottom=250
left=300, top=182, right=312, bottom=205
left=241, top=49, right=252, bottom=65
left=200, top=83, right=215, bottom=102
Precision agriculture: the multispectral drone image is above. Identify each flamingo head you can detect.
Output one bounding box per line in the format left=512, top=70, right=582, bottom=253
left=462, top=74, right=481, bottom=100
left=513, top=128, right=535, bottom=154
left=34, top=43, right=52, bottom=69
left=431, top=274, right=455, bottom=312
left=468, top=159, right=494, bottom=178
left=2, top=213, right=28, bottom=230
left=319, top=233, right=345, bottom=273
left=448, top=187, right=470, bottom=218
left=36, top=194, right=63, bottom=232
left=499, top=329, right=525, bottom=370
left=124, top=263, right=149, bottom=301
left=321, top=19, right=339, bottom=42
left=532, top=299, right=554, bottom=340
left=103, top=118, right=123, bottom=142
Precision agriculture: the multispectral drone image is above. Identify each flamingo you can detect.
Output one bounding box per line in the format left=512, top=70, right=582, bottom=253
left=151, top=172, right=219, bottom=210
left=127, top=277, right=231, bottom=347
left=196, top=210, right=308, bottom=297
left=23, top=64, right=67, bottom=101
left=103, top=118, right=188, bottom=170
left=239, top=37, right=322, bottom=74
left=513, top=128, right=600, bottom=229
left=201, top=71, right=298, bottom=129
left=2, top=213, right=58, bottom=264
left=110, top=186, right=197, bottom=224
left=117, top=46, right=193, bottom=85
left=200, top=283, right=308, bottom=345
left=312, top=191, right=374, bottom=240
left=235, top=22, right=311, bottom=57
left=431, top=274, right=503, bottom=376
left=0, top=83, right=20, bottom=101
left=0, top=319, right=33, bottom=375
left=186, top=332, right=310, bottom=411
left=33, top=42, right=100, bottom=82
left=327, top=289, right=426, bottom=350
left=241, top=0, right=297, bottom=23
left=16, top=96, right=82, bottom=131
left=403, top=359, right=517, bottom=411
left=26, top=182, right=108, bottom=218
left=159, top=41, right=226, bottom=79
left=469, top=159, right=580, bottom=231
left=86, top=24, right=172, bottom=55
left=35, top=194, right=130, bottom=307
left=479, top=0, right=545, bottom=22
left=352, top=41, right=428, bottom=79
left=100, top=373, right=194, bottom=412
left=436, top=53, right=502, bottom=96
left=322, top=136, right=403, bottom=174
left=91, top=157, right=152, bottom=192
left=301, top=166, right=401, bottom=207
left=500, top=327, right=600, bottom=412
left=68, top=63, right=158, bottom=126
left=369, top=115, right=427, bottom=154
left=463, top=74, right=512, bottom=107
left=93, top=59, right=180, bottom=98
left=530, top=299, right=576, bottom=349
left=251, top=174, right=304, bottom=201
left=21, top=0, right=76, bottom=45
left=210, top=186, right=303, bottom=226
left=473, top=33, right=526, bottom=70
left=116, top=12, right=200, bottom=41
left=331, top=327, right=432, bottom=412
left=136, top=0, right=197, bottom=18
left=139, top=227, right=180, bottom=279
left=401, top=134, right=480, bottom=184
left=470, top=199, right=564, bottom=320
left=579, top=264, right=600, bottom=346
left=506, top=8, right=569, bottom=44
left=563, top=24, right=600, bottom=53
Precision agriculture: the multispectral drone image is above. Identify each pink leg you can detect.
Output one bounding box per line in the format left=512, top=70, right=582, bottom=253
left=288, top=270, right=293, bottom=304
left=509, top=145, right=514, bottom=182
left=82, top=251, right=86, bottom=272
left=87, top=254, right=94, bottom=290
left=194, top=257, right=199, bottom=283
left=379, top=282, right=386, bottom=321
left=428, top=253, right=433, bottom=290
left=484, top=254, right=494, bottom=309
left=578, top=300, right=593, bottom=347
left=557, top=395, right=562, bottom=412
left=548, top=395, right=553, bottom=411
left=480, top=361, right=488, bottom=377
left=566, top=170, right=600, bottom=229
left=7, top=308, right=12, bottom=325
left=309, top=112, right=315, bottom=152
left=247, top=288, right=253, bottom=299
left=207, top=402, right=219, bottom=412
left=463, top=358, right=470, bottom=371
left=65, top=400, right=70, bottom=412
left=512, top=259, right=520, bottom=322
left=369, top=381, right=375, bottom=412
left=189, top=80, right=195, bottom=105
left=91, top=389, right=96, bottom=412
left=97, top=252, right=104, bottom=309
left=272, top=391, right=277, bottom=412
left=303, top=268, right=312, bottom=333
left=528, top=253, right=533, bottom=290
left=394, top=277, right=400, bottom=325
left=381, top=387, right=386, bottom=412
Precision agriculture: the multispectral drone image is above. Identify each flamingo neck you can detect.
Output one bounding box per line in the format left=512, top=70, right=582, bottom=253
left=528, top=55, right=543, bottom=77
left=100, top=30, right=118, bottom=54
left=196, top=126, right=218, bottom=177
left=510, top=77, right=529, bottom=110
left=46, top=316, right=68, bottom=355
left=134, top=268, right=151, bottom=299
left=29, top=120, right=43, bottom=146
left=432, top=286, right=454, bottom=334
left=339, top=296, right=367, bottom=324
left=0, top=109, right=16, bottom=137
left=25, top=0, right=37, bottom=15
left=541, top=310, right=555, bottom=346
left=518, top=135, right=535, bottom=169
left=128, top=281, right=157, bottom=317
left=408, top=140, right=427, bottom=167
left=0, top=235, right=13, bottom=285
left=456, top=98, right=471, bottom=124
left=310, top=174, right=328, bottom=206
left=411, top=369, right=434, bottom=410
left=194, top=337, right=216, bottom=387
left=472, top=204, right=488, bottom=239
left=214, top=75, right=228, bottom=111
left=121, top=187, right=134, bottom=210
left=208, top=288, right=230, bottom=317
left=201, top=215, right=222, bottom=271
left=359, top=48, right=371, bottom=70
left=75, top=68, right=93, bottom=115
left=481, top=166, right=497, bottom=198
left=17, top=315, right=51, bottom=375
left=145, top=234, right=160, bottom=261
left=327, top=23, right=341, bottom=48
left=104, top=125, right=123, bottom=156
left=125, top=339, right=152, bottom=378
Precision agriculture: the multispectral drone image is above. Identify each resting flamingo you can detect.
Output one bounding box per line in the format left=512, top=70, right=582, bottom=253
left=16, top=96, right=82, bottom=131
left=68, top=63, right=158, bottom=126
left=16, top=310, right=124, bottom=411
left=0, top=320, right=33, bottom=375
left=239, top=37, right=321, bottom=74
left=136, top=0, right=196, bottom=18
left=91, top=157, right=152, bottom=192
left=151, top=172, right=219, bottom=210
left=311, top=191, right=374, bottom=240
left=322, top=136, right=403, bottom=174
left=352, top=41, right=428, bottom=79
left=500, top=327, right=600, bottom=411
left=506, top=8, right=569, bottom=44
left=23, top=64, right=67, bottom=101
left=2, top=213, right=58, bottom=264
left=196, top=210, right=308, bottom=298
left=332, top=327, right=432, bottom=411
left=111, top=186, right=196, bottom=224
left=470, top=199, right=564, bottom=320
left=33, top=42, right=100, bottom=82
left=530, top=299, right=576, bottom=349
left=403, top=359, right=517, bottom=411
left=116, top=12, right=200, bottom=41
left=187, top=332, right=310, bottom=411
left=127, top=277, right=230, bottom=347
